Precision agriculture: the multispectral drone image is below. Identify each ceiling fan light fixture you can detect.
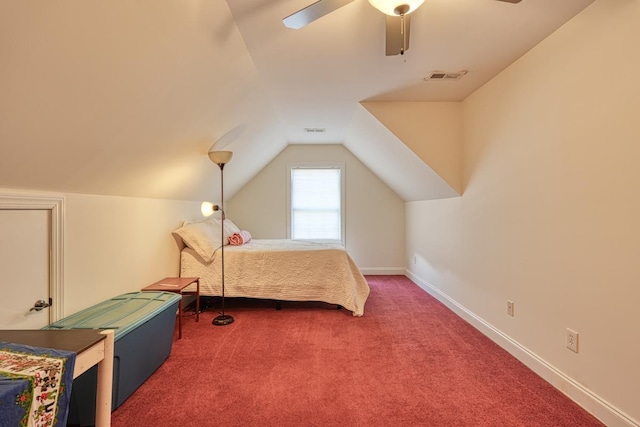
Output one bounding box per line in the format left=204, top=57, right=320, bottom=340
left=368, top=0, right=425, bottom=16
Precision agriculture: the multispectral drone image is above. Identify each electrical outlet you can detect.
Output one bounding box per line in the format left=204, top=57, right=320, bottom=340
left=566, top=328, right=579, bottom=353
left=507, top=300, right=514, bottom=317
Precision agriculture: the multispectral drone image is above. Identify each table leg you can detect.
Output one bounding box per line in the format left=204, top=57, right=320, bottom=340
left=195, top=280, right=200, bottom=322
left=178, top=294, right=183, bottom=339
left=96, top=329, right=114, bottom=427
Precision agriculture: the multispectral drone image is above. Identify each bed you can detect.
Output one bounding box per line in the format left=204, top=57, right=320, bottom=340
left=173, top=219, right=370, bottom=316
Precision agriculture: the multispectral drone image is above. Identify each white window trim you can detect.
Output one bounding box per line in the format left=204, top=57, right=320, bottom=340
left=286, top=162, right=346, bottom=244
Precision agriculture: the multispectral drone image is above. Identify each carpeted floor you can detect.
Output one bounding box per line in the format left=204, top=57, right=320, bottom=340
left=111, top=275, right=604, bottom=426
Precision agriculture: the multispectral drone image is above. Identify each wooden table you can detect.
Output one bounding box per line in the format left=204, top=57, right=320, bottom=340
left=142, top=277, right=199, bottom=339
left=0, top=329, right=115, bottom=427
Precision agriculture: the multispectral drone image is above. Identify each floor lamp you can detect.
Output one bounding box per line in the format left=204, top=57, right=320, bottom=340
left=208, top=150, right=234, bottom=326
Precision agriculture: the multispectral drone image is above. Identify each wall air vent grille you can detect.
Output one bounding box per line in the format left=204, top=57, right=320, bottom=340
left=424, top=70, right=468, bottom=81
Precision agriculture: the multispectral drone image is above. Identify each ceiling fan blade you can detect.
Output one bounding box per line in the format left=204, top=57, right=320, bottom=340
left=495, top=0, right=522, bottom=3
left=283, top=0, right=356, bottom=29
left=385, top=14, right=411, bottom=56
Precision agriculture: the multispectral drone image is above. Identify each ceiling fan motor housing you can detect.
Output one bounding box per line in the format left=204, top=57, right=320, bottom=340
left=394, top=4, right=410, bottom=16
left=368, top=0, right=425, bottom=16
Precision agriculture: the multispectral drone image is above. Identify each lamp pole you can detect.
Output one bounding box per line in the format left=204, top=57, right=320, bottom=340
left=209, top=151, right=234, bottom=326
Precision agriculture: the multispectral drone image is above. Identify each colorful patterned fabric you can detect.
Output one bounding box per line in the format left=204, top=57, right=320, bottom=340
left=0, top=341, right=75, bottom=427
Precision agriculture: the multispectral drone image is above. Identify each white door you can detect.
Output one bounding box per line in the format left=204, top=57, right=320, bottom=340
left=0, top=209, right=51, bottom=329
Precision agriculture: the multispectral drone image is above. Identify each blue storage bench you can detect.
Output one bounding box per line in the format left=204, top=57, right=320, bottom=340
left=43, top=291, right=181, bottom=426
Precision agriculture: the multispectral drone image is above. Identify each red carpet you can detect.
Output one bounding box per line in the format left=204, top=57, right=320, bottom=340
left=111, top=275, right=604, bottom=426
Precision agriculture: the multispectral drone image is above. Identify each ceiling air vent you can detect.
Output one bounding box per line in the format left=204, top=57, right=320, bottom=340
left=304, top=128, right=326, bottom=133
left=424, top=70, right=468, bottom=81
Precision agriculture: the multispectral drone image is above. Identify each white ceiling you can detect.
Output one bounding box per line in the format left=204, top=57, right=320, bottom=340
left=0, top=0, right=594, bottom=202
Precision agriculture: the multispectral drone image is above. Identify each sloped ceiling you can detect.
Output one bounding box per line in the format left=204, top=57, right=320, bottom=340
left=0, top=0, right=594, bottom=202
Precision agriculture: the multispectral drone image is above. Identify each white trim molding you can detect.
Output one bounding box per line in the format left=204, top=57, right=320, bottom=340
left=360, top=267, right=405, bottom=275
left=405, top=268, right=639, bottom=427
left=0, top=190, right=65, bottom=322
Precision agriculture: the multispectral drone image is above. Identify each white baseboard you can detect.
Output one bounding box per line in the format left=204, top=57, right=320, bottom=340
left=360, top=267, right=405, bottom=275
left=405, top=269, right=639, bottom=427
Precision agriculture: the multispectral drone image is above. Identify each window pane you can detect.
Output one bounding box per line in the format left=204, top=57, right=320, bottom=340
left=291, top=168, right=341, bottom=240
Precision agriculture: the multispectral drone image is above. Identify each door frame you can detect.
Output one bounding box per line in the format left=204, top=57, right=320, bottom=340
left=0, top=191, right=64, bottom=322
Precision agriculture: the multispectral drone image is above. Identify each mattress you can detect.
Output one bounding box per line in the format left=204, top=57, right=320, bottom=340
left=180, top=239, right=370, bottom=316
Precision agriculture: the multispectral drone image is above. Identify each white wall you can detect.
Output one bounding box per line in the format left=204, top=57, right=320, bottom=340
left=228, top=144, right=405, bottom=273
left=62, top=192, right=202, bottom=314
left=406, top=1, right=640, bottom=425
left=0, top=189, right=202, bottom=316
left=361, top=101, right=463, bottom=194
left=0, top=144, right=405, bottom=317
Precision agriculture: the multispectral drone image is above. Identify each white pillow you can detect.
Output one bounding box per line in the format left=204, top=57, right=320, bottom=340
left=205, top=217, right=241, bottom=243
left=172, top=220, right=222, bottom=263
left=223, top=218, right=241, bottom=235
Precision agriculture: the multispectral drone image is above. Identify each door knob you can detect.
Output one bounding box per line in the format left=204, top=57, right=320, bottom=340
left=30, top=299, right=50, bottom=311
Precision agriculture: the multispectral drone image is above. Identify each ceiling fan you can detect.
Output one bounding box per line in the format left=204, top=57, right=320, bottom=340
left=283, top=0, right=522, bottom=56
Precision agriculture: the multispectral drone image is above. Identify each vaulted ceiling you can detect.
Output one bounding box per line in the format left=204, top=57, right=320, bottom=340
left=0, top=0, right=594, bottom=202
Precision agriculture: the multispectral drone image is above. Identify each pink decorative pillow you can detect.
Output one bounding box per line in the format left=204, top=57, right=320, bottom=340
left=228, top=230, right=252, bottom=246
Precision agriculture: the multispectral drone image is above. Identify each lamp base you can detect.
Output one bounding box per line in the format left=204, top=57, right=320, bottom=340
left=212, top=314, right=234, bottom=326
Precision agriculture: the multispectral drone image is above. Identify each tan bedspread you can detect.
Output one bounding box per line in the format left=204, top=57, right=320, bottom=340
left=180, top=239, right=370, bottom=316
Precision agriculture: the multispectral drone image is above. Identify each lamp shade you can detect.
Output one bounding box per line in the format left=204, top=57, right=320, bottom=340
left=208, top=150, right=233, bottom=165
left=209, top=151, right=233, bottom=165
left=201, top=202, right=218, bottom=217
left=368, top=0, right=425, bottom=15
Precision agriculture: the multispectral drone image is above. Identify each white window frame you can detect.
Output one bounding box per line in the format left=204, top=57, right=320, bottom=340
left=286, top=162, right=346, bottom=244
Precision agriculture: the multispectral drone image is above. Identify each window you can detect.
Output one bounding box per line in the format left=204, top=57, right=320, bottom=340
left=287, top=163, right=345, bottom=242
